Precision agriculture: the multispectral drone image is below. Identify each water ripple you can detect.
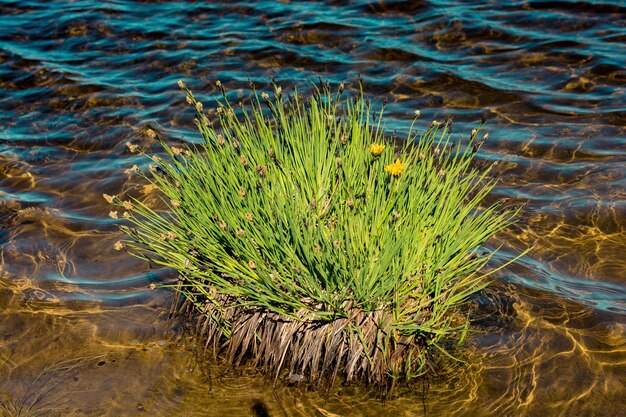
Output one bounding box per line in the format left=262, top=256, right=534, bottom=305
left=0, top=0, right=624, bottom=415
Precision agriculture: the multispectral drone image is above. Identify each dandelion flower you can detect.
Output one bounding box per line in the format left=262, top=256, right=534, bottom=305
left=385, top=160, right=405, bottom=177
left=113, top=241, right=124, bottom=251
left=369, top=143, right=385, bottom=156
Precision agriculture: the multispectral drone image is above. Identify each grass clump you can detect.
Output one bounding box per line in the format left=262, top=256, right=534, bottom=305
left=112, top=79, right=517, bottom=389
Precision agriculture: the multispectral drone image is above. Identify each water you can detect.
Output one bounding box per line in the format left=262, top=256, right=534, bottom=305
left=0, top=0, right=624, bottom=415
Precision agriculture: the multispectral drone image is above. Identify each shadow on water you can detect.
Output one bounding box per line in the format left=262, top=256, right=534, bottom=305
left=0, top=0, right=625, bottom=415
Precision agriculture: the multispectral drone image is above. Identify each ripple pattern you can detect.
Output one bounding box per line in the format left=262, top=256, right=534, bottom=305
left=0, top=0, right=624, bottom=415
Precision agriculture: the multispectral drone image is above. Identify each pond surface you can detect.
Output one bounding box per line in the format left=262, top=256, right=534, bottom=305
left=0, top=0, right=625, bottom=415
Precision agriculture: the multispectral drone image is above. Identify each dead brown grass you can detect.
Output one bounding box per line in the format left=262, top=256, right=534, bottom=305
left=172, top=287, right=429, bottom=390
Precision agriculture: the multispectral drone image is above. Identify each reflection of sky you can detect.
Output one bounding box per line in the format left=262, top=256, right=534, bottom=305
left=494, top=247, right=626, bottom=315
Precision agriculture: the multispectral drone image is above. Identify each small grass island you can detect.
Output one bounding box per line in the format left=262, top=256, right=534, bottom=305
left=108, top=78, right=518, bottom=392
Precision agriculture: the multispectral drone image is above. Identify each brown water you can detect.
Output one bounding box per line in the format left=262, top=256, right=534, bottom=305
left=1, top=1, right=625, bottom=416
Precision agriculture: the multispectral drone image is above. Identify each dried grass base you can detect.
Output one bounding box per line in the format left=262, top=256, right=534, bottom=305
left=173, top=292, right=431, bottom=391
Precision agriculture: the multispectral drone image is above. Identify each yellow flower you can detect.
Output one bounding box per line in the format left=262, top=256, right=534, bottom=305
left=369, top=143, right=385, bottom=156
left=113, top=241, right=124, bottom=251
left=385, top=160, right=405, bottom=177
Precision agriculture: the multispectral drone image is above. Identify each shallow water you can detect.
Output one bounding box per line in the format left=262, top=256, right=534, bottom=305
left=0, top=0, right=625, bottom=415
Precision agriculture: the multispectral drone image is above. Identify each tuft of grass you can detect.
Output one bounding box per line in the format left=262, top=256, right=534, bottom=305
left=111, top=79, right=518, bottom=388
